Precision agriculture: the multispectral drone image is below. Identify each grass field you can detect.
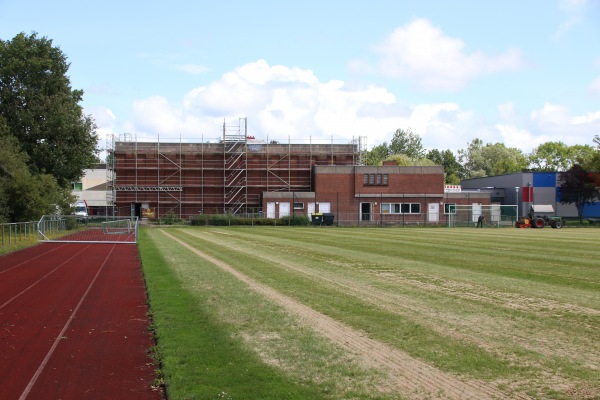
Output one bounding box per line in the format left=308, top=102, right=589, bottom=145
left=140, top=226, right=600, bottom=400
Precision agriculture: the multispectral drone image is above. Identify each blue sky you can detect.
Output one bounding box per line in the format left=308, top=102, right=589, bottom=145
left=1, top=0, right=599, bottom=156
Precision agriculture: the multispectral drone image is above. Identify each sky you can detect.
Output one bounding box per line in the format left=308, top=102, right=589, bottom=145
left=1, top=0, right=600, bottom=157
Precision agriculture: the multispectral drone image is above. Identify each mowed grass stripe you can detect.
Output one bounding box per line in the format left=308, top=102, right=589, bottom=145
left=175, top=227, right=598, bottom=376
left=232, top=227, right=600, bottom=297
left=169, top=228, right=521, bottom=378
left=146, top=226, right=600, bottom=400
left=140, top=230, right=402, bottom=399
left=198, top=227, right=599, bottom=310
left=140, top=229, right=342, bottom=400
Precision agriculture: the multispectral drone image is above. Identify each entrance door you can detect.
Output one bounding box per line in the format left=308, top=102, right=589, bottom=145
left=428, top=203, right=439, bottom=222
left=266, top=202, right=276, bottom=218
left=472, top=203, right=482, bottom=223
left=131, top=203, right=142, bottom=218
left=360, top=202, right=371, bottom=221
left=279, top=202, right=291, bottom=218
left=308, top=202, right=316, bottom=218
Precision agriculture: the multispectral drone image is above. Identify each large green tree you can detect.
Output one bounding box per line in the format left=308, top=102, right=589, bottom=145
left=529, top=141, right=595, bottom=172
left=588, top=135, right=600, bottom=171
left=389, top=128, right=425, bottom=159
left=0, top=116, right=71, bottom=222
left=363, top=142, right=390, bottom=166
left=426, top=149, right=464, bottom=184
left=458, top=139, right=528, bottom=179
left=0, top=32, right=98, bottom=186
left=558, top=164, right=600, bottom=223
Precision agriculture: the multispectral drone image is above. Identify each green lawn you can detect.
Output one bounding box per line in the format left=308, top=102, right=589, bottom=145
left=140, top=226, right=600, bottom=400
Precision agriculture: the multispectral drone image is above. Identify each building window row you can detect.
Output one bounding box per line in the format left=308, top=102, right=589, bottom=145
left=381, top=203, right=421, bottom=214
left=363, top=173, right=389, bottom=186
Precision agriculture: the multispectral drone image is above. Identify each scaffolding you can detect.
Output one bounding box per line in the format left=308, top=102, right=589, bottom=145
left=106, top=119, right=362, bottom=219
left=223, top=117, right=248, bottom=214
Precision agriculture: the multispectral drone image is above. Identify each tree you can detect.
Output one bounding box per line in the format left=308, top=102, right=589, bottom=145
left=389, top=128, right=425, bottom=159
left=426, top=148, right=464, bottom=184
left=458, top=139, right=528, bottom=179
left=558, top=164, right=600, bottom=223
left=364, top=142, right=390, bottom=166
left=0, top=116, right=71, bottom=222
left=528, top=141, right=594, bottom=172
left=386, top=154, right=436, bottom=167
left=581, top=136, right=600, bottom=171
left=0, top=32, right=98, bottom=186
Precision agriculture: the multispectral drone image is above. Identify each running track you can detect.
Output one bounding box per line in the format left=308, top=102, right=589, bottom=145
left=0, top=242, right=163, bottom=399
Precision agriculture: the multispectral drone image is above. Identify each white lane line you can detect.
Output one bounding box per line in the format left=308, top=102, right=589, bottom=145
left=18, top=244, right=116, bottom=400
left=0, top=244, right=66, bottom=275
left=0, top=245, right=90, bottom=311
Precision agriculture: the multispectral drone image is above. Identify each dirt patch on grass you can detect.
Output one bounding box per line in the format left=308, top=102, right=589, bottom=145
left=163, top=230, right=529, bottom=400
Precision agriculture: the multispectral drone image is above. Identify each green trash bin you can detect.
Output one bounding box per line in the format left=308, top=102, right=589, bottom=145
left=322, top=213, right=334, bottom=226
left=311, top=213, right=323, bottom=226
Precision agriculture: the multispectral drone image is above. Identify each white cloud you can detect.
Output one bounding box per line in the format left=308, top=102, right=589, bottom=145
left=373, top=18, right=524, bottom=91
left=118, top=60, right=600, bottom=155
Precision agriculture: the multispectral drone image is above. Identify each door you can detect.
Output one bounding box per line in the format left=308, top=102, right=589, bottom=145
left=279, top=202, right=291, bottom=218
left=307, top=202, right=316, bottom=218
left=266, top=202, right=276, bottom=218
left=428, top=203, right=439, bottom=222
left=361, top=202, right=371, bottom=221
left=472, top=202, right=482, bottom=223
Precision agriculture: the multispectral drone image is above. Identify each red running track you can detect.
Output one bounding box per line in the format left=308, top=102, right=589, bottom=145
left=0, top=242, right=164, bottom=400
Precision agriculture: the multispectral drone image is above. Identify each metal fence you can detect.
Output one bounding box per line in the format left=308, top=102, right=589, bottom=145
left=1, top=221, right=39, bottom=246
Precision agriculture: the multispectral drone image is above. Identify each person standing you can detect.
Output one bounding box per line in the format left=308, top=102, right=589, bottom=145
left=477, top=214, right=485, bottom=228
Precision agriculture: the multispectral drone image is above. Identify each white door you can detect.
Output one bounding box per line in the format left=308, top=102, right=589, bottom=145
left=308, top=202, right=316, bottom=218
left=279, top=202, right=291, bottom=217
left=428, top=203, right=439, bottom=222
left=266, top=202, right=276, bottom=218
left=472, top=203, right=482, bottom=223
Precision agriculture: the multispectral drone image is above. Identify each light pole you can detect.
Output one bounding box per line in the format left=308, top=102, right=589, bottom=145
left=515, top=187, right=520, bottom=222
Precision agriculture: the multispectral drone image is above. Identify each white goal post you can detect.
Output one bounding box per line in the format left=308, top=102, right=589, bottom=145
left=447, top=205, right=517, bottom=228
left=38, top=215, right=139, bottom=244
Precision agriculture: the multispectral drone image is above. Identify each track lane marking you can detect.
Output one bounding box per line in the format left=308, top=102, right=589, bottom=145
left=18, top=244, right=117, bottom=400
left=0, top=244, right=67, bottom=275
left=0, top=245, right=91, bottom=310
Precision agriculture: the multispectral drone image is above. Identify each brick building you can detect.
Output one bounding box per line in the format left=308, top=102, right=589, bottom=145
left=109, top=124, right=491, bottom=225
left=263, top=162, right=491, bottom=225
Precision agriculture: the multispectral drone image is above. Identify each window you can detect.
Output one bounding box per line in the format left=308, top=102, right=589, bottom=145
left=381, top=203, right=418, bottom=214
left=364, top=173, right=389, bottom=186
left=293, top=202, right=304, bottom=210
left=73, top=182, right=82, bottom=191
left=444, top=203, right=456, bottom=214
left=401, top=203, right=420, bottom=214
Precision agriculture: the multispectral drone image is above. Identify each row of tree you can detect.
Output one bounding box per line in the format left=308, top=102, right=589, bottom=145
left=365, top=128, right=600, bottom=184
left=0, top=32, right=99, bottom=222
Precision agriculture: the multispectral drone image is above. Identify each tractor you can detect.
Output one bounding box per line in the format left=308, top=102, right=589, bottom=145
left=516, top=205, right=562, bottom=229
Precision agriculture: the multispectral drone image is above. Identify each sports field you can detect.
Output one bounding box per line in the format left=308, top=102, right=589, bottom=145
left=141, top=226, right=600, bottom=400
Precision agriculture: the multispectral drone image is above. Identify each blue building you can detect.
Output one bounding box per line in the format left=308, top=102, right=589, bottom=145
left=461, top=172, right=600, bottom=219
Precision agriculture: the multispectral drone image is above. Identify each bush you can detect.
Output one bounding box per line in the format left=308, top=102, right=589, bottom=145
left=189, top=213, right=310, bottom=227
left=160, top=211, right=185, bottom=225
left=65, top=216, right=79, bottom=230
